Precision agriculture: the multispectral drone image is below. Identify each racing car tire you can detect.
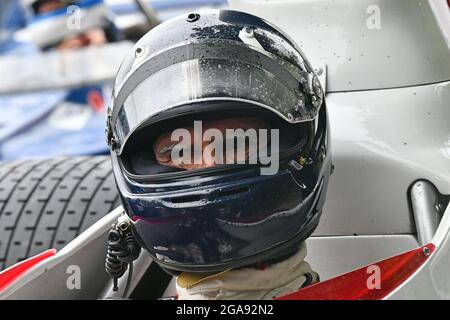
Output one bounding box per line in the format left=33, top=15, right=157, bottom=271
left=0, top=157, right=121, bottom=271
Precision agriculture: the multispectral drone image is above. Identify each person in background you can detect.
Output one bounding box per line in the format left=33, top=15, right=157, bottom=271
left=152, top=117, right=321, bottom=299
left=15, top=0, right=122, bottom=51
left=106, top=10, right=332, bottom=300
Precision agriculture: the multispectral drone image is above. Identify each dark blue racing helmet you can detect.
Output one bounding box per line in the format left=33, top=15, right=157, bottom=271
left=108, top=9, right=332, bottom=273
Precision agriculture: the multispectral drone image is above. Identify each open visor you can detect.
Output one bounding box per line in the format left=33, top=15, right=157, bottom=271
left=112, top=42, right=322, bottom=154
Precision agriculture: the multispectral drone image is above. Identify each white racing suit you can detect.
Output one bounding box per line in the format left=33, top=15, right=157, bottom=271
left=176, top=242, right=319, bottom=300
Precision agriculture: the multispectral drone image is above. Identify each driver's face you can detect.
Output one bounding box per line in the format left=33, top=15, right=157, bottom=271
left=153, top=117, right=269, bottom=171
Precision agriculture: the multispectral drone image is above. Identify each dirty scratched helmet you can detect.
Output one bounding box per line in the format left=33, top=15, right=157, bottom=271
left=108, top=9, right=332, bottom=273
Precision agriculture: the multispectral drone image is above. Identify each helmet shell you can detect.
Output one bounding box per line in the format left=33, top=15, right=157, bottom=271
left=109, top=9, right=331, bottom=272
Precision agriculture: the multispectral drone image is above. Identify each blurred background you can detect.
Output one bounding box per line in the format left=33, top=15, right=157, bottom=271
left=0, top=0, right=227, bottom=161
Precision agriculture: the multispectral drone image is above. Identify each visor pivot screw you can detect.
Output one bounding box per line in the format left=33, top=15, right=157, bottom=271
left=243, top=27, right=255, bottom=38
left=423, top=247, right=431, bottom=256
left=187, top=13, right=200, bottom=22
